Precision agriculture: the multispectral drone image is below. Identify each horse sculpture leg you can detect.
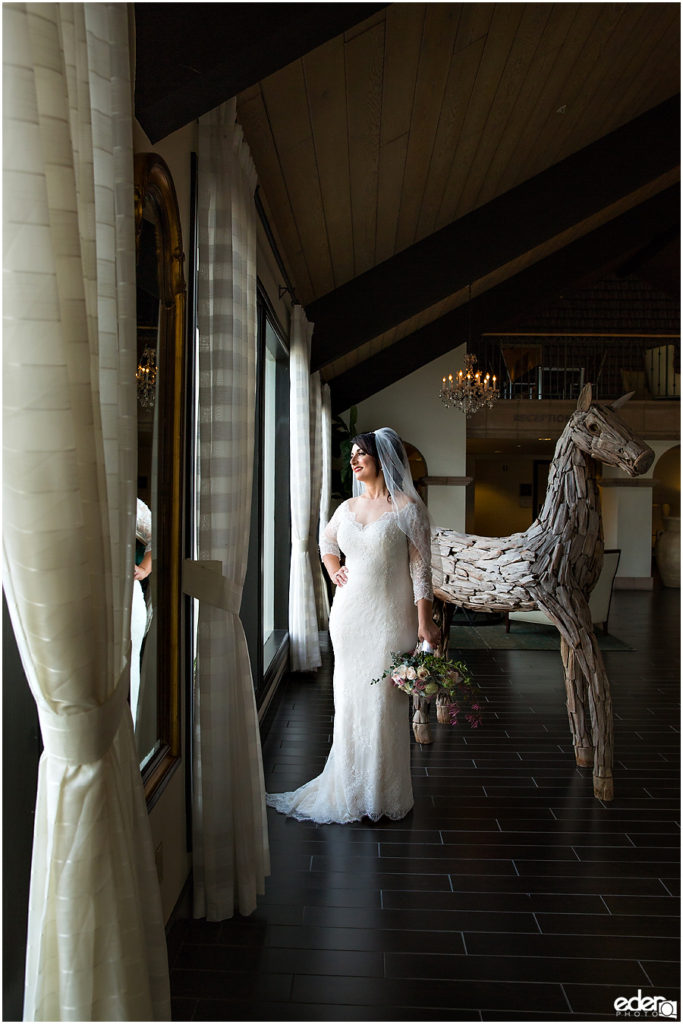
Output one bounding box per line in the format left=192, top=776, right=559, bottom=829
left=559, top=637, right=594, bottom=768
left=536, top=590, right=613, bottom=800
left=432, top=596, right=454, bottom=659
left=570, top=596, right=615, bottom=801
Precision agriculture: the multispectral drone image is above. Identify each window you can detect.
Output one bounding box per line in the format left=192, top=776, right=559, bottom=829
left=242, top=288, right=290, bottom=705
left=262, top=339, right=277, bottom=641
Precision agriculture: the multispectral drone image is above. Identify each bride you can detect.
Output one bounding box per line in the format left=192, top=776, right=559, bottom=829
left=267, top=427, right=440, bottom=824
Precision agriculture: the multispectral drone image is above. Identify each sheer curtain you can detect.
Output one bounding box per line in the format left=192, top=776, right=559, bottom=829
left=289, top=305, right=322, bottom=672
left=3, top=4, right=169, bottom=1019
left=320, top=382, right=333, bottom=535
left=192, top=98, right=270, bottom=921
left=309, top=372, right=329, bottom=629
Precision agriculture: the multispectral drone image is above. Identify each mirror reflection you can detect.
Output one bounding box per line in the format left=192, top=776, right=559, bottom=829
left=133, top=152, right=184, bottom=799
left=134, top=194, right=160, bottom=769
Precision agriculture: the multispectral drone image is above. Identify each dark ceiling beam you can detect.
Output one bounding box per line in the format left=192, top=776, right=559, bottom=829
left=616, top=224, right=680, bottom=283
left=135, top=3, right=387, bottom=142
left=310, top=96, right=680, bottom=373
left=329, top=185, right=680, bottom=414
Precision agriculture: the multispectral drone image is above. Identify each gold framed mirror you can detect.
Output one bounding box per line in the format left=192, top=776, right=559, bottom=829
left=133, top=152, right=185, bottom=804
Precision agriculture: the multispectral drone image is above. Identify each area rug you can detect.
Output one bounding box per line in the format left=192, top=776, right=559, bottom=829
left=448, top=621, right=634, bottom=652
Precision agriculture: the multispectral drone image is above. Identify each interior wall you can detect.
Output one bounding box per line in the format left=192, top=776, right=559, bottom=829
left=599, top=438, right=679, bottom=587
left=600, top=484, right=654, bottom=584
left=351, top=344, right=468, bottom=530
left=470, top=455, right=535, bottom=536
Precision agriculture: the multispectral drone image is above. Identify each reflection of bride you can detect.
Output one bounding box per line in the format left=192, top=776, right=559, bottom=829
left=267, top=427, right=440, bottom=824
left=130, top=498, right=152, bottom=728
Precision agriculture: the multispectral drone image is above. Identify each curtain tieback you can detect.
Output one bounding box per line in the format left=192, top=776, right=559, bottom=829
left=294, top=538, right=310, bottom=554
left=37, top=668, right=128, bottom=765
left=183, top=559, right=243, bottom=615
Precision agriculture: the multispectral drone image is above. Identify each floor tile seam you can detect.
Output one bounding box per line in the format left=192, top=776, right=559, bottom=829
left=462, top=948, right=682, bottom=965
left=534, top=907, right=681, bottom=918
left=373, top=906, right=569, bottom=919
left=534, top=925, right=680, bottom=938
left=562, top=857, right=681, bottom=867
left=450, top=886, right=673, bottom=897
left=507, top=862, right=681, bottom=872
left=601, top=901, right=680, bottom=915
left=560, top=976, right=682, bottom=990
left=438, top=839, right=649, bottom=849
left=377, top=845, right=619, bottom=854
left=377, top=964, right=653, bottom=985
left=494, top=830, right=681, bottom=836
left=307, top=864, right=524, bottom=877
left=440, top=838, right=656, bottom=847
left=375, top=853, right=577, bottom=863
left=559, top=982, right=574, bottom=1014
left=279, top=923, right=547, bottom=936
left=640, top=954, right=683, bottom=969
left=380, top=949, right=654, bottom=965
left=287, top=975, right=578, bottom=993
left=171, top=966, right=296, bottom=979
left=657, top=879, right=676, bottom=896
left=291, top=889, right=674, bottom=904
left=299, top=917, right=543, bottom=932
left=226, top=934, right=674, bottom=957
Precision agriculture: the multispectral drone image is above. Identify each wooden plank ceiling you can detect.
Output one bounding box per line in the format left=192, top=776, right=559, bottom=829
left=234, top=2, right=680, bottom=410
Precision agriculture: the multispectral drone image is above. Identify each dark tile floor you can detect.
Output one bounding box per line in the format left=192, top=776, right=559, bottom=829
left=168, top=588, right=680, bottom=1022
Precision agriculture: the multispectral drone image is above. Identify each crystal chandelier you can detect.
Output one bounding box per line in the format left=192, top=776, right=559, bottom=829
left=440, top=353, right=499, bottom=416
left=136, top=345, right=158, bottom=408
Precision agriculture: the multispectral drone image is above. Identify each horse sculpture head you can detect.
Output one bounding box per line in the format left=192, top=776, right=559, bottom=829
left=568, top=383, right=654, bottom=476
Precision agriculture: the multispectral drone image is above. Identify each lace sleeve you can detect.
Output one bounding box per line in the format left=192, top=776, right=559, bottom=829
left=406, top=503, right=433, bottom=604
left=136, top=498, right=152, bottom=554
left=319, top=502, right=344, bottom=559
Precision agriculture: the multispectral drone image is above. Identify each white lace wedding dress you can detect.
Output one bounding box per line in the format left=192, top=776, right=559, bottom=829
left=267, top=498, right=433, bottom=824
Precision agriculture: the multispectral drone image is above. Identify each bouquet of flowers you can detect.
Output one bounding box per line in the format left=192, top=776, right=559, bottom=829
left=372, top=647, right=482, bottom=737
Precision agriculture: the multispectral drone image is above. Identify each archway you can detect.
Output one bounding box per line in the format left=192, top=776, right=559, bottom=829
left=652, top=445, right=680, bottom=587
left=652, top=444, right=680, bottom=542
left=403, top=441, right=428, bottom=504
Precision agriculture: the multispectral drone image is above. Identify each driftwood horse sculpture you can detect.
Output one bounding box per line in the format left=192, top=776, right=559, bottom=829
left=431, top=384, right=654, bottom=801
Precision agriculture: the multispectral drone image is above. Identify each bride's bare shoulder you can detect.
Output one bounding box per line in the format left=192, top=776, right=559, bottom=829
left=392, top=493, right=414, bottom=511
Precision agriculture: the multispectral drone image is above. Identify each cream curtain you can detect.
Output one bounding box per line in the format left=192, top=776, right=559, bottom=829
left=309, top=372, right=329, bottom=629
left=3, top=4, right=169, bottom=1020
left=289, top=305, right=322, bottom=671
left=193, top=98, right=270, bottom=921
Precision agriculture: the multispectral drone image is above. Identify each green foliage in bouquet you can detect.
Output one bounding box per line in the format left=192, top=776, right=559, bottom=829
left=372, top=649, right=482, bottom=728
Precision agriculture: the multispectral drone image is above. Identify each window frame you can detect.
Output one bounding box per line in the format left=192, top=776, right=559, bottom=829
left=250, top=284, right=290, bottom=707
